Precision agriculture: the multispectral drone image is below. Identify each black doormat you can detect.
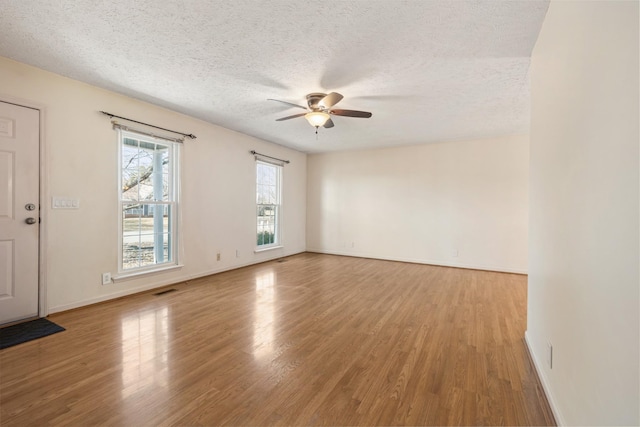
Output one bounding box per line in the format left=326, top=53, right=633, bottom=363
left=0, top=318, right=65, bottom=350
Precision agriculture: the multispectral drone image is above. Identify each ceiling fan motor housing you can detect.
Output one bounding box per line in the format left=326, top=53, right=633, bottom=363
left=306, top=93, right=327, bottom=111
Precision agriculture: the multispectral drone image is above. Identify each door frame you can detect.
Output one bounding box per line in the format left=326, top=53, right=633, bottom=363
left=1, top=94, right=48, bottom=318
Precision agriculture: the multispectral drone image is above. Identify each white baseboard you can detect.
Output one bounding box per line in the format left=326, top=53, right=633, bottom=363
left=49, top=249, right=305, bottom=314
left=524, top=331, right=565, bottom=425
left=178, top=249, right=305, bottom=283
left=49, top=248, right=523, bottom=313
left=306, top=248, right=528, bottom=275
left=49, top=280, right=180, bottom=313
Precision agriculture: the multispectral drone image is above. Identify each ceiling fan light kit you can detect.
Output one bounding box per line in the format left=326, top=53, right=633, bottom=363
left=269, top=92, right=372, bottom=132
left=305, top=111, right=330, bottom=128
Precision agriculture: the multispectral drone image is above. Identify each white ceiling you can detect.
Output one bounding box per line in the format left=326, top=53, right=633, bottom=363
left=0, top=0, right=548, bottom=153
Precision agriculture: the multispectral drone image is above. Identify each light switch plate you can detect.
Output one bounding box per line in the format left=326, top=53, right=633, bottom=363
left=52, top=197, right=80, bottom=209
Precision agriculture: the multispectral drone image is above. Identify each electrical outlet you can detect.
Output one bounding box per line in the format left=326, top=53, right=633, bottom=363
left=235, top=249, right=240, bottom=258
left=452, top=249, right=459, bottom=257
left=216, top=252, right=221, bottom=261
left=102, top=272, right=111, bottom=285
left=547, top=342, right=553, bottom=369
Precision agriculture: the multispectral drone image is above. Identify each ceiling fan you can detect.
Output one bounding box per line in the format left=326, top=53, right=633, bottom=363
left=268, top=92, right=372, bottom=131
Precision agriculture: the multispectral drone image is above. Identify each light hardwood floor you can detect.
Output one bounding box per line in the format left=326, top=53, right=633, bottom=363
left=0, top=253, right=554, bottom=426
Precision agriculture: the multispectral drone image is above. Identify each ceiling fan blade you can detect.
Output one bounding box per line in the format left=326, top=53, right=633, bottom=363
left=319, top=92, right=343, bottom=109
left=330, top=109, right=372, bottom=118
left=267, top=98, right=307, bottom=110
left=323, top=118, right=335, bottom=128
left=275, top=113, right=307, bottom=121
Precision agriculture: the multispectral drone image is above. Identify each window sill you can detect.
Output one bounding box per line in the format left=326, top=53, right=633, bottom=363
left=113, top=264, right=184, bottom=282
left=254, top=245, right=283, bottom=253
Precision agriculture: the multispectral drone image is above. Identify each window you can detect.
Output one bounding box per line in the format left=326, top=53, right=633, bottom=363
left=119, top=130, right=179, bottom=272
left=256, top=160, right=282, bottom=249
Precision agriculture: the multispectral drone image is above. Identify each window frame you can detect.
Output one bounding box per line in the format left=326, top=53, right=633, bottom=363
left=255, top=159, right=282, bottom=251
left=117, top=129, right=180, bottom=275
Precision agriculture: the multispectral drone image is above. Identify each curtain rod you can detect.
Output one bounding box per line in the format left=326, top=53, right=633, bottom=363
left=100, top=111, right=197, bottom=140
left=112, top=122, right=184, bottom=144
left=250, top=150, right=290, bottom=164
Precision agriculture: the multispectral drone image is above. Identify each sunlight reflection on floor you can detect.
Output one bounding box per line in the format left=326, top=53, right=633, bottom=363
left=253, top=270, right=276, bottom=359
left=120, top=307, right=170, bottom=400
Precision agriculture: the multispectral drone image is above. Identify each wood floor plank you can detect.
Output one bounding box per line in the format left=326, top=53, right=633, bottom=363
left=0, top=253, right=555, bottom=426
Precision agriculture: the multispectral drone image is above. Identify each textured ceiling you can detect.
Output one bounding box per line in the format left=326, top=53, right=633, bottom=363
left=0, top=1, right=548, bottom=153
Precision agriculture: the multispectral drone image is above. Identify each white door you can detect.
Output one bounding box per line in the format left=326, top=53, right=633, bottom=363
left=0, top=101, right=40, bottom=325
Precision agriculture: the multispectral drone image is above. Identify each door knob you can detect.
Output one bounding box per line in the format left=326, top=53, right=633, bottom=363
left=25, top=217, right=37, bottom=224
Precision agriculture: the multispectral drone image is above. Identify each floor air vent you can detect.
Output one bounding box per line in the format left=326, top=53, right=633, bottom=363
left=153, top=288, right=177, bottom=296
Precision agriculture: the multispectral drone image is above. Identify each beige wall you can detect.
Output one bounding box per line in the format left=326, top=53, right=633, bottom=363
left=0, top=56, right=307, bottom=313
left=307, top=134, right=529, bottom=273
left=528, top=1, right=639, bottom=425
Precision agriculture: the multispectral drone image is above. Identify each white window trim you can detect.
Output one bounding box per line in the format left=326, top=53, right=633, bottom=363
left=254, top=246, right=283, bottom=254
left=112, top=263, right=184, bottom=281
left=255, top=160, right=282, bottom=250
left=117, top=129, right=180, bottom=276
